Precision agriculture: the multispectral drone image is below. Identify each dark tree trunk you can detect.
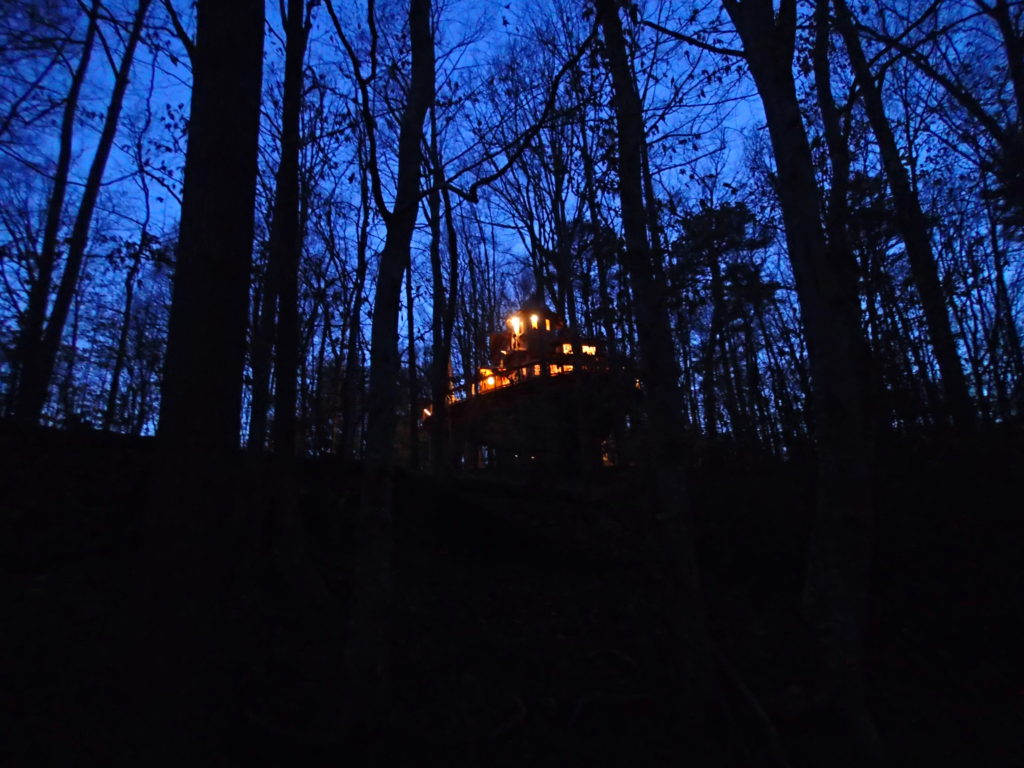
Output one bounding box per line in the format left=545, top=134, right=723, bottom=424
left=834, top=0, right=974, bottom=429
left=137, top=0, right=264, bottom=755
left=339, top=152, right=371, bottom=459
left=406, top=260, right=419, bottom=469
left=987, top=202, right=1024, bottom=414
left=260, top=0, right=326, bottom=607
left=427, top=136, right=446, bottom=473
left=12, top=1, right=93, bottom=421
left=577, top=107, right=617, bottom=353
left=426, top=109, right=461, bottom=476
left=813, top=0, right=891, bottom=437
left=344, top=0, right=434, bottom=729
left=157, top=0, right=263, bottom=451
left=596, top=0, right=714, bottom=706
left=703, top=255, right=725, bottom=437
left=18, top=0, right=151, bottom=423
left=102, top=243, right=144, bottom=432
left=269, top=0, right=310, bottom=456
left=724, top=0, right=882, bottom=761
left=988, top=0, right=1024, bottom=122
left=247, top=256, right=277, bottom=450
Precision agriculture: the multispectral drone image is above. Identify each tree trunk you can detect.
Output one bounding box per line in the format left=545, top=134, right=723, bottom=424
left=703, top=255, right=725, bottom=437
left=339, top=141, right=372, bottom=460
left=18, top=0, right=151, bottom=423
left=247, top=256, right=277, bottom=450
left=723, top=0, right=882, bottom=761
left=136, top=0, right=264, bottom=756
left=13, top=1, right=99, bottom=421
left=406, top=259, right=419, bottom=469
left=269, top=0, right=309, bottom=456
left=596, top=0, right=714, bottom=711
left=834, top=0, right=974, bottom=429
left=426, top=118, right=449, bottom=474
left=343, top=0, right=433, bottom=729
left=426, top=110, right=461, bottom=476
left=12, top=1, right=98, bottom=421
left=102, top=243, right=144, bottom=431
left=259, top=0, right=327, bottom=608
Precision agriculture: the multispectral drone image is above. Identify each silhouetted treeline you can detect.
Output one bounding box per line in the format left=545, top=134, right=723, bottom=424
left=1, top=0, right=1021, bottom=763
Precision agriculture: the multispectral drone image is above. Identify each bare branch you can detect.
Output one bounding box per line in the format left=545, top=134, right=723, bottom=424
left=639, top=18, right=744, bottom=58
left=162, top=0, right=195, bottom=63
left=324, top=0, right=391, bottom=224
left=437, top=30, right=598, bottom=204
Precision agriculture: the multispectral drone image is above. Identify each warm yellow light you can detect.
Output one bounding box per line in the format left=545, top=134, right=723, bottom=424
left=509, top=315, right=522, bottom=335
left=486, top=375, right=495, bottom=386
left=479, top=367, right=493, bottom=377
left=530, top=313, right=539, bottom=329
left=564, top=364, right=574, bottom=372
left=422, top=407, right=432, bottom=418
left=582, top=344, right=596, bottom=355
left=545, top=318, right=551, bottom=331
left=562, top=343, right=573, bottom=354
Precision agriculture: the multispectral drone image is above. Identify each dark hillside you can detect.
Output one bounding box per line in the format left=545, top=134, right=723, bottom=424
left=2, top=421, right=1022, bottom=765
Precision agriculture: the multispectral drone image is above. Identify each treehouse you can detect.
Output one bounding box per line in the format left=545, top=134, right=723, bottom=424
left=428, top=300, right=633, bottom=471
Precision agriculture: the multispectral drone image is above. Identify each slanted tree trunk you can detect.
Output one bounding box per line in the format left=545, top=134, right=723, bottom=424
left=833, top=0, right=974, bottom=430
left=13, top=0, right=98, bottom=421
left=343, top=0, right=434, bottom=729
left=17, top=0, right=151, bottom=423
left=813, top=0, right=892, bottom=437
left=723, top=0, right=882, bottom=761
left=104, top=100, right=156, bottom=432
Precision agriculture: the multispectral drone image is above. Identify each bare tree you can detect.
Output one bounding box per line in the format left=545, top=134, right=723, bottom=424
left=327, top=0, right=436, bottom=729
left=15, top=0, right=153, bottom=423
left=720, top=0, right=883, bottom=761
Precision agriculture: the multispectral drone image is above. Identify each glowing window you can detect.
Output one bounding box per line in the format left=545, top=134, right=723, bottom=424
left=564, top=364, right=574, bottom=372
left=533, top=364, right=541, bottom=376
left=582, top=344, right=597, bottom=356
left=562, top=343, right=573, bottom=355
left=530, top=313, right=539, bottom=329
left=509, top=316, right=522, bottom=335
left=545, top=318, right=551, bottom=331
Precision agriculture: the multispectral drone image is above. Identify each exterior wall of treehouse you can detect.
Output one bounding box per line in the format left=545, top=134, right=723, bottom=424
left=447, top=369, right=631, bottom=473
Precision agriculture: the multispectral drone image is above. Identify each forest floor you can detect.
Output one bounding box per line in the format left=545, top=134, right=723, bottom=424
left=2, top=421, right=1022, bottom=766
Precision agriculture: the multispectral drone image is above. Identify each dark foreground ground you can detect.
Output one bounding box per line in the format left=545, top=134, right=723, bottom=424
left=2, top=421, right=1022, bottom=766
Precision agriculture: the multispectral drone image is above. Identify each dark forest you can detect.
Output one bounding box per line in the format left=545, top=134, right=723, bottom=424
left=2, top=0, right=1022, bottom=764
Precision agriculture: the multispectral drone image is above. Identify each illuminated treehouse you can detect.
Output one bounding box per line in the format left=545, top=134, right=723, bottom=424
left=427, top=300, right=632, bottom=471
